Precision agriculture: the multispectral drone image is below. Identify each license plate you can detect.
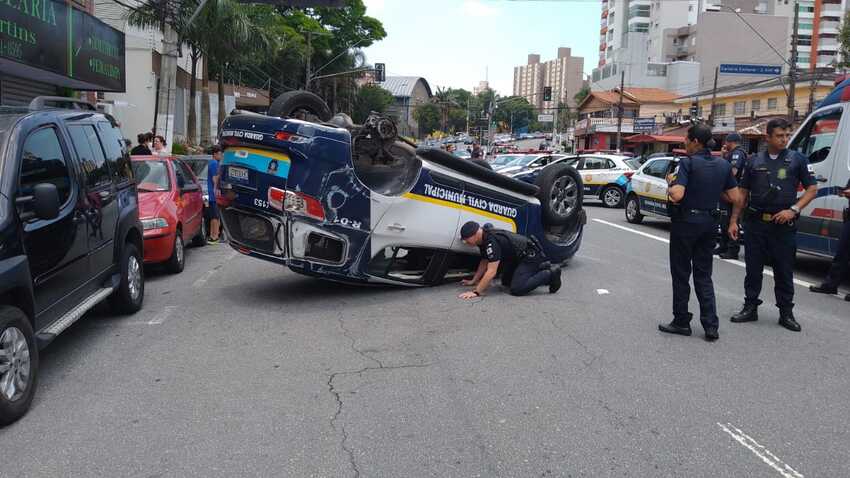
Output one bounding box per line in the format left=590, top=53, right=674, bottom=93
left=228, top=166, right=249, bottom=181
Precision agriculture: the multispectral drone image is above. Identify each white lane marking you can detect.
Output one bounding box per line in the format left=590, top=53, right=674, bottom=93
left=596, top=289, right=610, bottom=295
left=592, top=219, right=826, bottom=291
left=147, top=306, right=177, bottom=325
left=717, top=423, right=804, bottom=478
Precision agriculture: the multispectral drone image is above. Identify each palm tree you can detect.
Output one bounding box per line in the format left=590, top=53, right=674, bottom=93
left=433, top=86, right=457, bottom=133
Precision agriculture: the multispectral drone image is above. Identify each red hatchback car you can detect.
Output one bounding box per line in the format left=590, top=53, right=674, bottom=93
left=131, top=156, right=206, bottom=273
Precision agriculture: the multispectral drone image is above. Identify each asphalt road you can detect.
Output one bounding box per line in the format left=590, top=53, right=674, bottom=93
left=2, top=205, right=849, bottom=477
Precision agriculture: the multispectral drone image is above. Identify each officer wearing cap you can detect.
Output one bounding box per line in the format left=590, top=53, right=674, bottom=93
left=659, top=123, right=739, bottom=342
left=729, top=118, right=818, bottom=331
left=458, top=221, right=562, bottom=299
left=715, top=133, right=748, bottom=260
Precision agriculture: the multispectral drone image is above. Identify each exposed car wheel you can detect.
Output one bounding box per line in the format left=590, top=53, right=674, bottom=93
left=193, top=220, right=207, bottom=247
left=109, top=242, right=145, bottom=314
left=535, top=163, right=583, bottom=226
left=268, top=91, right=332, bottom=122
left=166, top=231, right=185, bottom=274
left=0, top=306, right=38, bottom=426
left=625, top=195, right=644, bottom=224
left=601, top=185, right=624, bottom=208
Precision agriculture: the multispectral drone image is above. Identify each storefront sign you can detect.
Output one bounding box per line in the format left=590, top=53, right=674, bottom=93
left=0, top=0, right=125, bottom=91
left=634, top=117, right=656, bottom=133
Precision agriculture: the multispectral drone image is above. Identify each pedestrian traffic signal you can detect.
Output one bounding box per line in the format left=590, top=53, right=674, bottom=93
left=374, top=63, right=385, bottom=82
left=543, top=87, right=552, bottom=102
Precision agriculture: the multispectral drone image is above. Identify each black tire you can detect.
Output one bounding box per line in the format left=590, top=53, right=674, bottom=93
left=192, top=220, right=207, bottom=247
left=109, top=242, right=145, bottom=314
left=601, top=185, right=625, bottom=208
left=535, top=163, right=583, bottom=226
left=625, top=195, right=644, bottom=224
left=471, top=158, right=492, bottom=170
left=0, top=306, right=38, bottom=426
left=166, top=231, right=185, bottom=274
left=268, top=91, right=332, bottom=122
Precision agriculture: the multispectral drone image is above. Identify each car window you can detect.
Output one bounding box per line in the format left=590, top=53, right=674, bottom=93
left=173, top=160, right=188, bottom=187
left=625, top=159, right=641, bottom=169
left=19, top=127, right=72, bottom=205
left=96, top=121, right=133, bottom=184
left=789, top=107, right=842, bottom=164
left=176, top=160, right=196, bottom=184
left=581, top=157, right=608, bottom=170
left=606, top=159, right=617, bottom=169
left=184, top=159, right=209, bottom=181
left=68, top=124, right=111, bottom=189
left=132, top=161, right=170, bottom=191
left=644, top=159, right=671, bottom=178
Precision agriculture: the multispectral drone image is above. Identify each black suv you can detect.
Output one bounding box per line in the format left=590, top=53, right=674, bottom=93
left=0, top=97, right=145, bottom=425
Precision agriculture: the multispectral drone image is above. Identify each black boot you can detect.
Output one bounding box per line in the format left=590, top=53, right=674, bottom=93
left=730, top=303, right=758, bottom=323
left=809, top=283, right=838, bottom=295
left=659, top=313, right=692, bottom=336
left=548, top=265, right=562, bottom=293
left=778, top=310, right=801, bottom=332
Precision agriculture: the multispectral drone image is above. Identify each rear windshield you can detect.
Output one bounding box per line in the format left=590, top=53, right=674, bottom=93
left=132, top=161, right=171, bottom=192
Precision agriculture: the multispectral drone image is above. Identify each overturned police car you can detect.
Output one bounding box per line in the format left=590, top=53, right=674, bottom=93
left=215, top=91, right=585, bottom=286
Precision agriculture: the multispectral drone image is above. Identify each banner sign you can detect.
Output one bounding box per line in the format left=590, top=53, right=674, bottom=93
left=0, top=0, right=126, bottom=91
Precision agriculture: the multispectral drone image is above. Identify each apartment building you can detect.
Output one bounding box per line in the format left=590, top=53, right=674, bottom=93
left=513, top=49, right=584, bottom=110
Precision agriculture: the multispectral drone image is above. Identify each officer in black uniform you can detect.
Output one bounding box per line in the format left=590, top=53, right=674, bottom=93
left=729, top=118, right=818, bottom=331
left=809, top=178, right=850, bottom=301
left=458, top=221, right=562, bottom=299
left=659, top=123, right=739, bottom=341
left=715, top=133, right=748, bottom=260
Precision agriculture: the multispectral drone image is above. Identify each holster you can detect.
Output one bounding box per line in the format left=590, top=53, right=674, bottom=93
left=843, top=207, right=849, bottom=223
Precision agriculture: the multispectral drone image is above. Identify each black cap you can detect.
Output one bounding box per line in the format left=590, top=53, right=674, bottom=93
left=726, top=133, right=742, bottom=143
left=460, top=221, right=480, bottom=239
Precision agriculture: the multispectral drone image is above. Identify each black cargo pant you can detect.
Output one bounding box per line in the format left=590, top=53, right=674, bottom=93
left=743, top=218, right=797, bottom=311
left=670, top=220, right=718, bottom=329
left=501, top=256, right=551, bottom=296
left=717, top=201, right=740, bottom=255
left=823, top=215, right=850, bottom=288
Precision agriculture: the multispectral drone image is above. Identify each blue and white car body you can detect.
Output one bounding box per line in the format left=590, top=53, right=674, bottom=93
left=215, top=112, right=585, bottom=286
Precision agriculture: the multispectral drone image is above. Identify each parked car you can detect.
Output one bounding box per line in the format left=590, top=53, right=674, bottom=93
left=571, top=154, right=638, bottom=208
left=503, top=155, right=576, bottom=185
left=454, top=149, right=472, bottom=159
left=0, top=97, right=144, bottom=425
left=494, top=154, right=568, bottom=176
left=132, top=156, right=206, bottom=273
left=215, top=91, right=585, bottom=286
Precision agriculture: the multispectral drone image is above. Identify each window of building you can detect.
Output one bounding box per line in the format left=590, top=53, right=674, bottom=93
left=629, top=4, right=650, bottom=18
left=688, top=4, right=693, bottom=11
left=751, top=99, right=761, bottom=112
left=714, top=103, right=727, bottom=117
left=768, top=97, right=778, bottom=110
left=733, top=101, right=746, bottom=116
left=629, top=22, right=649, bottom=32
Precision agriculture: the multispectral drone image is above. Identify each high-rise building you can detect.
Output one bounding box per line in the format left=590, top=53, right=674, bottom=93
left=766, top=0, right=848, bottom=71
left=473, top=80, right=491, bottom=95
left=513, top=49, right=584, bottom=110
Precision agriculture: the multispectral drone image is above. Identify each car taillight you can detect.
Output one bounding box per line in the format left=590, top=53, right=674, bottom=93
left=267, top=187, right=324, bottom=220
left=268, top=187, right=286, bottom=211
left=274, top=131, right=308, bottom=143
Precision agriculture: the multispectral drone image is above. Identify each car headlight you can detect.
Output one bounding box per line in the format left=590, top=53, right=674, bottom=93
left=141, top=217, right=169, bottom=230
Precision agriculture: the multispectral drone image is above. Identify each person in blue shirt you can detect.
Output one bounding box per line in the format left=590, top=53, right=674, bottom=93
left=715, top=133, right=749, bottom=260
left=729, top=118, right=818, bottom=331
left=659, top=123, right=739, bottom=341
left=206, top=145, right=222, bottom=243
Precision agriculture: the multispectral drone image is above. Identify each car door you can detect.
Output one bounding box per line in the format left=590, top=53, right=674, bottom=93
left=577, top=156, right=610, bottom=196
left=637, top=158, right=673, bottom=216
left=788, top=105, right=845, bottom=255
left=174, top=159, right=204, bottom=238
left=17, top=126, right=91, bottom=329
left=67, top=123, right=121, bottom=278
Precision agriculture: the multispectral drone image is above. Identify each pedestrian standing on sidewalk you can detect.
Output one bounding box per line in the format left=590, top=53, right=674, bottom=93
left=130, top=132, right=152, bottom=155
left=206, top=145, right=223, bottom=243
left=471, top=142, right=482, bottom=160
left=152, top=135, right=167, bottom=155
left=715, top=133, right=748, bottom=260
left=659, top=123, right=739, bottom=342
left=809, top=178, right=850, bottom=301
left=728, top=118, right=818, bottom=331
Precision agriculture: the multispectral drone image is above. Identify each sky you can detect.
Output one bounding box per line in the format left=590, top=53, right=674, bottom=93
left=362, top=0, right=600, bottom=96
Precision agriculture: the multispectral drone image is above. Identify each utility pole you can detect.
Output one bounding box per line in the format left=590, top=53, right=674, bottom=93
left=155, top=1, right=178, bottom=153
left=615, top=70, right=625, bottom=151
left=709, top=66, right=719, bottom=126
left=305, top=31, right=312, bottom=90
left=788, top=1, right=799, bottom=124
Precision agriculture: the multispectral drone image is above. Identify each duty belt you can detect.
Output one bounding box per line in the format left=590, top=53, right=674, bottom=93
left=686, top=209, right=720, bottom=217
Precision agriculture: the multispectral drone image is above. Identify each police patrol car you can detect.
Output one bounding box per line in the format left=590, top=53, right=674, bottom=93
left=624, top=156, right=680, bottom=223
left=571, top=154, right=636, bottom=208
left=214, top=91, right=586, bottom=286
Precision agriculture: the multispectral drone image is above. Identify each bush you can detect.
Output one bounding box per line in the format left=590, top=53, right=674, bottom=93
left=171, top=142, right=189, bottom=155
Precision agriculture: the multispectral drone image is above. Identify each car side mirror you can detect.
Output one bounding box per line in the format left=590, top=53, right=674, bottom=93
left=16, top=183, right=60, bottom=221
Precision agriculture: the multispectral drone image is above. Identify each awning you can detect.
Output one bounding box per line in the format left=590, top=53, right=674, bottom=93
left=625, top=134, right=685, bottom=144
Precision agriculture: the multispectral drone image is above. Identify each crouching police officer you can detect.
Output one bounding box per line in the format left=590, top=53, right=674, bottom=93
left=729, top=118, right=818, bottom=331
left=458, top=221, right=562, bottom=299
left=659, top=123, right=739, bottom=341
left=715, top=133, right=748, bottom=260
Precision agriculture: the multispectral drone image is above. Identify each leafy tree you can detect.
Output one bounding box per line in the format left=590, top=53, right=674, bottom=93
left=574, top=85, right=591, bottom=107
left=352, top=85, right=393, bottom=123
left=414, top=103, right=441, bottom=137
left=492, top=96, right=535, bottom=133
left=839, top=11, right=850, bottom=69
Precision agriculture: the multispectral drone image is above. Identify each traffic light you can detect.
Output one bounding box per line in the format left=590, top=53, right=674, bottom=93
left=374, top=63, right=386, bottom=82
left=543, top=87, right=552, bottom=102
